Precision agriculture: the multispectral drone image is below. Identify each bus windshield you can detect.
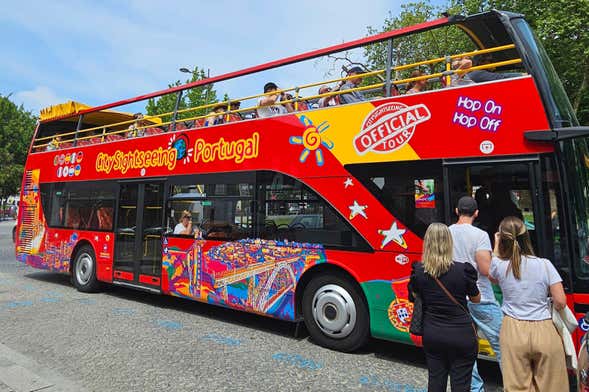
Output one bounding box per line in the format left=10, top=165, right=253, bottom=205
left=564, top=138, right=589, bottom=277
left=512, top=18, right=577, bottom=127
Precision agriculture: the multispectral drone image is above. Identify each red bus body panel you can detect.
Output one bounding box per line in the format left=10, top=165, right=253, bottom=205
left=16, top=77, right=554, bottom=344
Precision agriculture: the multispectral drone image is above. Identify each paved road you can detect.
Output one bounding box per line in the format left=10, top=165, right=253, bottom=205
left=0, top=220, right=501, bottom=391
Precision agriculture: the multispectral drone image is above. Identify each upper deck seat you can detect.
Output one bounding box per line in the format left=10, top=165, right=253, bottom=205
left=59, top=141, right=73, bottom=149
left=143, top=127, right=163, bottom=136
left=106, top=134, right=123, bottom=142
left=226, top=114, right=242, bottom=123
left=167, top=121, right=190, bottom=132
left=77, top=139, right=92, bottom=146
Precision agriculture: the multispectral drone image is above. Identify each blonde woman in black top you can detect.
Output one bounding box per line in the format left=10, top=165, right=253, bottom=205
left=409, top=223, right=480, bottom=392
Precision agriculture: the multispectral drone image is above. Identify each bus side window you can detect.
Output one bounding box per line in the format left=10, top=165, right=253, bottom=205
left=346, top=160, right=444, bottom=239
left=257, top=171, right=368, bottom=249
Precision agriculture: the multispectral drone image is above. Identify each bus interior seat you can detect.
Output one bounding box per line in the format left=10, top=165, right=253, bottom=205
left=97, top=207, right=114, bottom=230
left=65, top=207, right=82, bottom=229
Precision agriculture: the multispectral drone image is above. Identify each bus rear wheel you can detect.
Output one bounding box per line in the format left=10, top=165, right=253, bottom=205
left=72, top=245, right=101, bottom=293
left=302, top=274, right=369, bottom=352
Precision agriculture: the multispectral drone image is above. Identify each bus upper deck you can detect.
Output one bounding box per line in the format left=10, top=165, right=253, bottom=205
left=28, top=10, right=577, bottom=155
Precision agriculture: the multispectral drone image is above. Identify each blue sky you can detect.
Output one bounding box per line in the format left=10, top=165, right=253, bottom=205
left=1, top=1, right=445, bottom=115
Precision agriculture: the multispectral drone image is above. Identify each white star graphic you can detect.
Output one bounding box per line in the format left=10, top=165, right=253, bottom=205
left=348, top=200, right=367, bottom=219
left=344, top=178, right=354, bottom=188
left=378, top=221, right=408, bottom=249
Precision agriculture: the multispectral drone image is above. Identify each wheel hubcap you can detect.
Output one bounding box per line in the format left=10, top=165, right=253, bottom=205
left=311, top=284, right=356, bottom=339
left=75, top=253, right=93, bottom=285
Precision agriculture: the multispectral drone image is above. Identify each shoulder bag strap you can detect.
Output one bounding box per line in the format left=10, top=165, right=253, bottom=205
left=434, top=277, right=478, bottom=337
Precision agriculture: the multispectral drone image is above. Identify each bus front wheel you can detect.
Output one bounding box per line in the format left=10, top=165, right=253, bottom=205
left=72, top=245, right=101, bottom=293
left=302, top=274, right=369, bottom=352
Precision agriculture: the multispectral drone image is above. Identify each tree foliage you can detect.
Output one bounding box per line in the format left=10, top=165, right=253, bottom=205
left=366, top=2, right=476, bottom=80
left=0, top=95, right=36, bottom=198
left=365, top=0, right=589, bottom=124
left=145, top=66, right=218, bottom=121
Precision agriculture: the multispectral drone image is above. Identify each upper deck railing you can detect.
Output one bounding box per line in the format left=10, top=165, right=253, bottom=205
left=32, top=43, right=522, bottom=152
left=32, top=10, right=530, bottom=152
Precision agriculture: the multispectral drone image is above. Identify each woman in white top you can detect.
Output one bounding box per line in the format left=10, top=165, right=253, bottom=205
left=173, top=210, right=193, bottom=235
left=489, top=216, right=567, bottom=391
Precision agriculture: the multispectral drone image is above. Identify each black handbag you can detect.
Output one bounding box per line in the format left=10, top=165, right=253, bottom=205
left=409, top=293, right=424, bottom=336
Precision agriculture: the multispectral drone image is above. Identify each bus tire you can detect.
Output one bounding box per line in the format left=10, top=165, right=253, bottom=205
left=72, top=245, right=101, bottom=293
left=302, top=274, right=369, bottom=352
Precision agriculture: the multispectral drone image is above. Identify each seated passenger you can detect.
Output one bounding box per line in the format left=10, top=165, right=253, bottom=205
left=173, top=210, right=194, bottom=235
left=204, top=103, right=227, bottom=126
left=227, top=101, right=243, bottom=122
left=382, top=83, right=400, bottom=97
left=257, top=82, right=294, bottom=118
left=338, top=67, right=366, bottom=104
left=469, top=54, right=522, bottom=83
left=284, top=93, right=309, bottom=111
left=127, top=113, right=146, bottom=137
left=46, top=136, right=61, bottom=151
left=450, top=56, right=474, bottom=86
left=317, top=85, right=338, bottom=108
left=405, top=70, right=428, bottom=94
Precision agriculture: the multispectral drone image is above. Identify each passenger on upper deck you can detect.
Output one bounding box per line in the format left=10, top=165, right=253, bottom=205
left=257, top=82, right=294, bottom=118
left=46, top=135, right=61, bottom=151
left=227, top=101, right=243, bottom=122
left=468, top=54, right=522, bottom=83
left=405, top=70, right=428, bottom=94
left=450, top=57, right=474, bottom=87
left=318, top=86, right=338, bottom=108
left=127, top=113, right=146, bottom=137
left=284, top=93, right=309, bottom=111
left=204, top=103, right=227, bottom=126
left=338, top=67, right=366, bottom=104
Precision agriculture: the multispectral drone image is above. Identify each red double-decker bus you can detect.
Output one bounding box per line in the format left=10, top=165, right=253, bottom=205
left=15, top=10, right=589, bottom=355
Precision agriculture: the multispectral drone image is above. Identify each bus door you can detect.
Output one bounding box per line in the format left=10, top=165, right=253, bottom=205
left=113, top=181, right=165, bottom=291
left=443, top=158, right=544, bottom=252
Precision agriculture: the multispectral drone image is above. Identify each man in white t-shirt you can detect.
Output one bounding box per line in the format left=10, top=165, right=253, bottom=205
left=256, top=82, right=294, bottom=118
left=449, top=196, right=502, bottom=392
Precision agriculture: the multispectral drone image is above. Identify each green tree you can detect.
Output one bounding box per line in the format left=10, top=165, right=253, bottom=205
left=451, top=0, right=589, bottom=124
left=184, top=67, right=218, bottom=118
left=365, top=2, right=477, bottom=84
left=0, top=95, right=36, bottom=199
left=145, top=66, right=218, bottom=122
left=366, top=0, right=589, bottom=125
left=145, top=80, right=186, bottom=121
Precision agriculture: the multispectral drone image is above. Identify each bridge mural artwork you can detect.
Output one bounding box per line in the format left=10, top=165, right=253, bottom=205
left=162, top=238, right=326, bottom=320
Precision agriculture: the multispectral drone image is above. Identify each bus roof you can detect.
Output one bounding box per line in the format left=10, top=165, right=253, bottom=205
left=39, top=100, right=161, bottom=125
